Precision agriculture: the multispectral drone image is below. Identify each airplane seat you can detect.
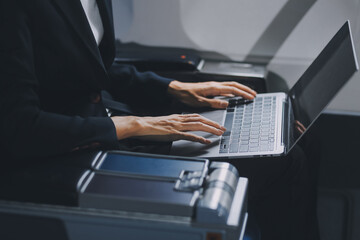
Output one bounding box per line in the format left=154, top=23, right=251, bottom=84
left=314, top=111, right=360, bottom=240
left=244, top=214, right=261, bottom=240
left=114, top=41, right=269, bottom=93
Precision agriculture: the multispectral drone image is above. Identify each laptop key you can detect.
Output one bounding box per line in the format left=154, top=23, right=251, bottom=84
left=233, top=126, right=241, bottom=131
left=240, top=141, right=249, bottom=147
left=250, top=134, right=259, bottom=140
left=219, top=143, right=229, bottom=153
left=260, top=136, right=269, bottom=141
left=239, top=145, right=248, bottom=152
left=229, top=143, right=239, bottom=153
left=219, top=148, right=229, bottom=154
left=220, top=137, right=230, bottom=145
left=252, top=123, right=261, bottom=127
left=222, top=131, right=231, bottom=137
left=224, top=112, right=234, bottom=130
left=268, top=144, right=274, bottom=151
left=249, top=146, right=259, bottom=152
left=260, top=145, right=269, bottom=151
left=249, top=142, right=259, bottom=147
left=240, top=135, right=250, bottom=140
left=233, top=131, right=241, bottom=137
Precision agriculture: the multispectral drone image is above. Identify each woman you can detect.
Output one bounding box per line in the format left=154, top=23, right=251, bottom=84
left=0, top=0, right=256, bottom=160
left=0, top=1, right=318, bottom=239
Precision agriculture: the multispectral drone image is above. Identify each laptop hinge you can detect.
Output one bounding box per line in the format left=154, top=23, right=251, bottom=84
left=281, top=97, right=290, bottom=154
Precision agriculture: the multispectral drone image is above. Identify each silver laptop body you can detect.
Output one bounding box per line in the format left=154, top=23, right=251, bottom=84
left=171, top=21, right=359, bottom=159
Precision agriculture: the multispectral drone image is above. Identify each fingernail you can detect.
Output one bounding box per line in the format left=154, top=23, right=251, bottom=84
left=221, top=102, right=228, bottom=108
left=221, top=126, right=226, bottom=131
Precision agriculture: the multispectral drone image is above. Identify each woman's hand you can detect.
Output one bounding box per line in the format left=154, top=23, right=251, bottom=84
left=111, top=114, right=225, bottom=144
left=167, top=80, right=257, bottom=109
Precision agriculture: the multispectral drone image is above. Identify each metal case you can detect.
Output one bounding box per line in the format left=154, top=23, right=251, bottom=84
left=78, top=151, right=249, bottom=240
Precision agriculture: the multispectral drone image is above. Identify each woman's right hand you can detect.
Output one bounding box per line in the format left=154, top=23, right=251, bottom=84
left=111, top=114, right=225, bottom=144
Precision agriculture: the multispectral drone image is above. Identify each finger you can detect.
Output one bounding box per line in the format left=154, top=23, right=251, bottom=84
left=197, top=96, right=229, bottom=109
left=295, top=125, right=304, bottom=134
left=222, top=82, right=257, bottom=96
left=295, top=120, right=306, bottom=131
left=204, top=86, right=256, bottom=100
left=180, top=114, right=226, bottom=131
left=221, top=93, right=235, bottom=97
left=180, top=122, right=224, bottom=136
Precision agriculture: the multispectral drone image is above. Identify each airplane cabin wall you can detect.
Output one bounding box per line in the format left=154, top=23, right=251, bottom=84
left=112, top=0, right=360, bottom=112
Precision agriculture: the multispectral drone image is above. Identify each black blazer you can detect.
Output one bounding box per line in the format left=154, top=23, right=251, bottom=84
left=0, top=0, right=173, bottom=161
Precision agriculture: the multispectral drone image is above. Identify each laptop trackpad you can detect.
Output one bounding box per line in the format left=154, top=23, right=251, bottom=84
left=190, top=110, right=225, bottom=138
left=170, top=138, right=220, bottom=157
left=200, top=110, right=225, bottom=123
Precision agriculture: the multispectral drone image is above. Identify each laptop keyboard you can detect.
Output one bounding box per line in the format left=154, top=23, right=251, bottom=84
left=219, top=96, right=277, bottom=154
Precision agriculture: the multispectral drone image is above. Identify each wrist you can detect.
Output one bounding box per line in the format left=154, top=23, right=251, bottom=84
left=168, top=80, right=193, bottom=102
left=111, top=116, right=143, bottom=140
left=167, top=80, right=182, bottom=96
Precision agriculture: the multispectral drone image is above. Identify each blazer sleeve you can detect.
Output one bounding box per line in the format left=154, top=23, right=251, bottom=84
left=106, top=62, right=174, bottom=106
left=0, top=2, right=119, bottom=160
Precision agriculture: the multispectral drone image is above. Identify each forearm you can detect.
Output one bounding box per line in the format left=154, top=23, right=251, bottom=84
left=107, top=63, right=173, bottom=105
left=1, top=106, right=119, bottom=159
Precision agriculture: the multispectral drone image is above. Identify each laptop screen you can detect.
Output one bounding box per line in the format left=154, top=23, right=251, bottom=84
left=288, top=21, right=359, bottom=147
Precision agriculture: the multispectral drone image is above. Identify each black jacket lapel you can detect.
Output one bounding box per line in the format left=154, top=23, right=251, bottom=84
left=52, top=0, right=106, bottom=71
left=97, top=0, right=116, bottom=69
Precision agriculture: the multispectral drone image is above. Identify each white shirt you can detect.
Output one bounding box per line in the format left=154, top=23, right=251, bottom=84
left=80, top=0, right=111, bottom=116
left=80, top=0, right=104, bottom=46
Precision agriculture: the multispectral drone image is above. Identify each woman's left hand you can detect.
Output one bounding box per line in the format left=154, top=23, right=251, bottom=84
left=167, top=80, right=257, bottom=109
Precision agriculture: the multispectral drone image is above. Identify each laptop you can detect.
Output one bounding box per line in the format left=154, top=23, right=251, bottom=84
left=170, top=21, right=359, bottom=159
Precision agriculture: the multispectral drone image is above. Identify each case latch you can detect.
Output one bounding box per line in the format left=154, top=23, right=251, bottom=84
left=174, top=170, right=205, bottom=192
